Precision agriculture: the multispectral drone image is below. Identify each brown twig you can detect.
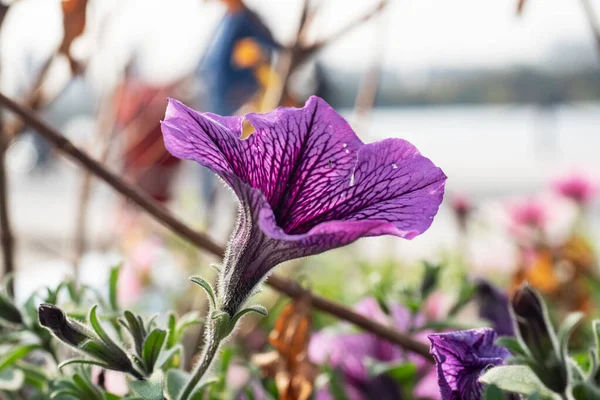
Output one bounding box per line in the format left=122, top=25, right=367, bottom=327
left=0, top=92, right=432, bottom=360
left=271, top=0, right=387, bottom=106
left=352, top=1, right=389, bottom=133
left=0, top=123, right=14, bottom=296
left=580, top=0, right=600, bottom=60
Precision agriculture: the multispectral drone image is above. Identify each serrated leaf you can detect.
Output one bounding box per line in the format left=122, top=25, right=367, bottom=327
left=189, top=277, right=217, bottom=309
left=142, top=329, right=166, bottom=373
left=479, top=365, right=556, bottom=398
left=166, top=369, right=189, bottom=400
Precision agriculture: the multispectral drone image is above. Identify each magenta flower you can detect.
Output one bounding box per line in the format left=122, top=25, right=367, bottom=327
left=509, top=198, right=547, bottom=230
left=161, top=96, right=446, bottom=315
left=429, top=328, right=510, bottom=400
left=552, top=172, right=596, bottom=206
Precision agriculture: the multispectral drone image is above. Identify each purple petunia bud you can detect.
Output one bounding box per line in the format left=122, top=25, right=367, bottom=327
left=511, top=285, right=568, bottom=394
left=38, top=303, right=90, bottom=347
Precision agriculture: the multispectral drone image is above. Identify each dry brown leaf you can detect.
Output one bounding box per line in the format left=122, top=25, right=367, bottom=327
left=60, top=0, right=88, bottom=74
left=516, top=0, right=527, bottom=15
left=253, top=294, right=318, bottom=400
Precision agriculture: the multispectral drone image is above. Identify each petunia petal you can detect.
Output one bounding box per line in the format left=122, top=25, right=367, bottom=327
left=429, top=328, right=510, bottom=400
left=161, top=96, right=446, bottom=315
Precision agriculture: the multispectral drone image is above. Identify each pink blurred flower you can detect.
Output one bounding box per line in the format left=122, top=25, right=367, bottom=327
left=552, top=173, right=597, bottom=206
left=509, top=198, right=547, bottom=230
left=91, top=367, right=128, bottom=396
left=451, top=194, right=472, bottom=218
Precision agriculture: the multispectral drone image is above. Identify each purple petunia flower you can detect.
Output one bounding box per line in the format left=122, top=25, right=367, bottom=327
left=161, top=96, right=446, bottom=315
left=429, top=328, right=511, bottom=400
left=309, top=298, right=434, bottom=400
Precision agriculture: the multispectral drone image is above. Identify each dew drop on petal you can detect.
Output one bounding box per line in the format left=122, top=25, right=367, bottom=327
left=392, top=163, right=398, bottom=169
left=345, top=149, right=350, bottom=154
left=349, top=174, right=355, bottom=187
left=342, top=143, right=347, bottom=148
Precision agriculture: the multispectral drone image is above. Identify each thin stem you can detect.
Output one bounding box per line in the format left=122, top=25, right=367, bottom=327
left=0, top=92, right=433, bottom=361
left=177, top=325, right=221, bottom=400
left=0, top=126, right=15, bottom=295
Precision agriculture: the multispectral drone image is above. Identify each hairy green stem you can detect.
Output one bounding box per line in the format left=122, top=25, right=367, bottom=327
left=177, top=325, right=222, bottom=400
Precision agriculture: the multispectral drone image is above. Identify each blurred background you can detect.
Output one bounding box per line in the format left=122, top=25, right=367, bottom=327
left=0, top=0, right=599, bottom=316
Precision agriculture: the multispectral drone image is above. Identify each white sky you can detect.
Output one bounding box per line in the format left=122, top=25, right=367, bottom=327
left=1, top=0, right=598, bottom=93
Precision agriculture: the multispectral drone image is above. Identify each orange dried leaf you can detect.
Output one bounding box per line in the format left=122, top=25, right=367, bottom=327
left=60, top=0, right=88, bottom=73
left=253, top=294, right=318, bottom=400
left=516, top=0, right=527, bottom=15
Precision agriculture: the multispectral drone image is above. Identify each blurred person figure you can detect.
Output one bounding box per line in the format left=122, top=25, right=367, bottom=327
left=195, top=0, right=281, bottom=223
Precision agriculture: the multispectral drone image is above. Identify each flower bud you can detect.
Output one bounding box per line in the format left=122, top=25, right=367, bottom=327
left=38, top=303, right=90, bottom=347
left=511, top=285, right=568, bottom=394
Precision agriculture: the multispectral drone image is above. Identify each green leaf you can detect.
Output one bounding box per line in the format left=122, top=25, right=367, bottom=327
left=122, top=311, right=145, bottom=356
left=593, top=320, right=600, bottom=354
left=142, top=329, right=166, bottom=374
left=128, top=373, right=164, bottom=400
left=189, top=277, right=217, bottom=309
left=484, top=384, right=505, bottom=400
left=557, top=312, right=584, bottom=357
left=324, top=367, right=349, bottom=400
left=88, top=306, right=123, bottom=354
left=50, top=389, right=82, bottom=399
left=479, top=365, right=556, bottom=398
left=365, top=360, right=416, bottom=384
left=0, top=344, right=42, bottom=371
left=496, top=336, right=527, bottom=357
left=72, top=373, right=103, bottom=400
left=227, top=305, right=267, bottom=337
left=166, top=313, right=177, bottom=349
left=109, top=266, right=121, bottom=312
left=165, top=369, right=189, bottom=400
left=0, top=368, right=25, bottom=391
left=80, top=340, right=112, bottom=361
left=155, top=345, right=181, bottom=370
left=572, top=382, right=600, bottom=400
left=420, top=262, right=441, bottom=299
left=17, top=361, right=50, bottom=391
left=58, top=359, right=113, bottom=370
